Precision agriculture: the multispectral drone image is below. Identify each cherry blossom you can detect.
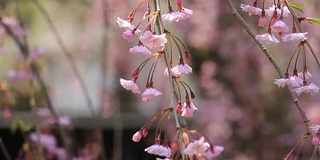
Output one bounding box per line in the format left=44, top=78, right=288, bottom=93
left=7, top=70, right=32, bottom=81
left=184, top=137, right=210, bottom=156
left=139, top=30, right=167, bottom=49
left=145, top=144, right=171, bottom=157
left=30, top=133, right=57, bottom=152
left=255, top=33, right=280, bottom=44
left=265, top=5, right=290, bottom=17
left=2, top=108, right=12, bottom=118
left=271, top=20, right=289, bottom=34
left=298, top=71, right=312, bottom=80
left=162, top=11, right=182, bottom=22
left=171, top=60, right=192, bottom=75
left=123, top=28, right=140, bottom=42
left=129, top=43, right=152, bottom=54
left=116, top=17, right=135, bottom=30
left=181, top=101, right=198, bottom=117
left=132, top=131, right=142, bottom=142
left=141, top=87, right=162, bottom=101
left=120, top=78, right=141, bottom=94
left=179, top=7, right=193, bottom=20
left=258, top=15, right=268, bottom=27
left=310, top=125, right=320, bottom=133
left=164, top=67, right=180, bottom=77
left=206, top=145, right=224, bottom=158
left=240, top=4, right=262, bottom=16
left=282, top=32, right=308, bottom=42
left=274, top=76, right=302, bottom=88
left=293, top=83, right=319, bottom=95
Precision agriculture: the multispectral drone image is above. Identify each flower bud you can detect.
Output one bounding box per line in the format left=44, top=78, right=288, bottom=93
left=141, top=127, right=149, bottom=137
left=132, top=131, right=142, bottom=142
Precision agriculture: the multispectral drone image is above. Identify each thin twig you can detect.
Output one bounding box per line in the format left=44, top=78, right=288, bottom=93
left=13, top=0, right=45, bottom=158
left=31, top=0, right=96, bottom=117
left=225, top=0, right=313, bottom=136
left=0, top=137, right=12, bottom=160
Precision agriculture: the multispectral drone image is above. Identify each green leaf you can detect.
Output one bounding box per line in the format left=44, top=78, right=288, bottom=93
left=307, top=17, right=320, bottom=24
left=10, top=119, right=19, bottom=134
left=10, top=119, right=32, bottom=134
left=289, top=2, right=304, bottom=13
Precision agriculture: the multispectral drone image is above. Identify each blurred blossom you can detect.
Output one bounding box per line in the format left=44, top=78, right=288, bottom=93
left=47, top=115, right=71, bottom=126
left=30, top=133, right=57, bottom=152
left=1, top=108, right=12, bottom=118
left=7, top=70, right=32, bottom=81
left=37, top=107, right=52, bottom=117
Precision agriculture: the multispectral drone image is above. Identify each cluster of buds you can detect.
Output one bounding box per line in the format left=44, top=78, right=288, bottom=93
left=117, top=0, right=224, bottom=159
left=240, top=0, right=319, bottom=96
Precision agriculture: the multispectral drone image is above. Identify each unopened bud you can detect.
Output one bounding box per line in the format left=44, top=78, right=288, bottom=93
left=132, top=131, right=142, bottom=142
left=141, top=127, right=149, bottom=137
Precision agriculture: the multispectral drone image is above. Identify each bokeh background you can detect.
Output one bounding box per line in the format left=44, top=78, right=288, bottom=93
left=0, top=0, right=320, bottom=159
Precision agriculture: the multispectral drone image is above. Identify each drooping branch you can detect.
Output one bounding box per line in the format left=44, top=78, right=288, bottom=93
left=225, top=0, right=313, bottom=136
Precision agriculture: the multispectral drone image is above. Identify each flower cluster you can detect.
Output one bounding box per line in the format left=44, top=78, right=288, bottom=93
left=117, top=0, right=223, bottom=159
left=241, top=1, right=307, bottom=44
left=274, top=70, right=319, bottom=95
left=241, top=1, right=319, bottom=96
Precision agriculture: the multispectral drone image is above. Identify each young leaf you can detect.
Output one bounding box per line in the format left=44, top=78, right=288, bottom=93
left=289, top=2, right=304, bottom=13
left=307, top=17, right=320, bottom=25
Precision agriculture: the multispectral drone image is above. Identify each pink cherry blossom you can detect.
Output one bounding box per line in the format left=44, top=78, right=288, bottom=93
left=271, top=20, right=289, bottom=34
left=298, top=71, right=312, bottom=80
left=164, top=67, right=180, bottom=77
left=7, top=70, right=32, bottom=81
left=181, top=101, right=198, bottom=117
left=0, top=17, right=25, bottom=36
left=184, top=137, right=210, bottom=156
left=293, top=83, right=319, bottom=95
left=179, top=7, right=193, bottom=20
left=116, top=17, right=135, bottom=30
left=132, top=131, right=142, bottom=142
left=310, top=125, right=320, bottom=134
left=162, top=11, right=182, bottom=22
left=2, top=108, right=12, bottom=118
left=141, top=87, right=162, bottom=101
left=171, top=61, right=192, bottom=75
left=206, top=145, right=224, bottom=158
left=240, top=4, right=262, bottom=16
left=123, top=29, right=139, bottom=42
left=282, top=32, right=308, bottom=42
left=129, top=44, right=152, bottom=54
left=139, top=31, right=167, bottom=49
left=120, top=78, right=141, bottom=94
left=265, top=5, right=290, bottom=17
left=274, top=76, right=302, bottom=88
left=255, top=33, right=280, bottom=44
left=37, top=107, right=52, bottom=117
left=258, top=15, right=268, bottom=27
left=144, top=144, right=171, bottom=157
left=30, top=48, right=45, bottom=59
left=30, top=133, right=57, bottom=152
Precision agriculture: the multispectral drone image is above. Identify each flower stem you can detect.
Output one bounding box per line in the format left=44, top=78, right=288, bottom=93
left=154, top=0, right=186, bottom=159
